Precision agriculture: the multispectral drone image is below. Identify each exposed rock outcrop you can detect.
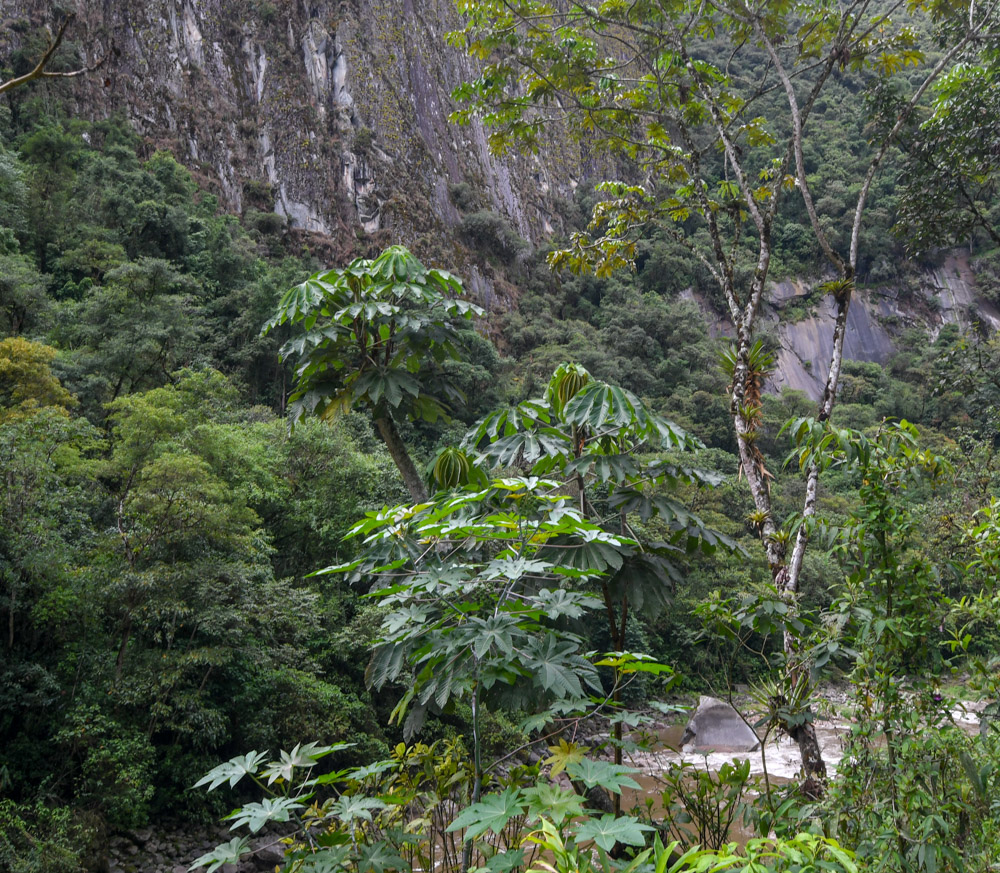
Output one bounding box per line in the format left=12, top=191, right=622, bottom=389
left=0, top=0, right=589, bottom=265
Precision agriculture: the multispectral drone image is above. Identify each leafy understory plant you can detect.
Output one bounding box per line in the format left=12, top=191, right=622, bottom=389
left=187, top=739, right=654, bottom=873
left=190, top=739, right=860, bottom=873
left=525, top=825, right=857, bottom=873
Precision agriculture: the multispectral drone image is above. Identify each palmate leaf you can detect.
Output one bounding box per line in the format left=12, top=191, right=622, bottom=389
left=188, top=837, right=251, bottom=873
left=607, top=551, right=681, bottom=617
left=261, top=742, right=345, bottom=784
left=542, top=739, right=588, bottom=777
left=573, top=814, right=653, bottom=852
left=262, top=278, right=332, bottom=331
left=356, top=842, right=409, bottom=873
left=366, top=642, right=407, bottom=690
left=193, top=751, right=269, bottom=791
left=466, top=614, right=518, bottom=659
left=483, top=556, right=552, bottom=581
left=330, top=795, right=387, bottom=823
left=291, top=846, right=352, bottom=873
left=225, top=797, right=304, bottom=833
left=645, top=459, right=724, bottom=488
left=544, top=536, right=627, bottom=574
left=446, top=788, right=525, bottom=839
left=478, top=849, right=526, bottom=873
left=565, top=759, right=642, bottom=794
left=534, top=587, right=601, bottom=619
left=523, top=635, right=591, bottom=698
left=482, top=429, right=571, bottom=466
left=521, top=782, right=587, bottom=825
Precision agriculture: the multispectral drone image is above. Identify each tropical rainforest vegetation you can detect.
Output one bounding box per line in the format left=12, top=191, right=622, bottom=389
left=4, top=1, right=1000, bottom=872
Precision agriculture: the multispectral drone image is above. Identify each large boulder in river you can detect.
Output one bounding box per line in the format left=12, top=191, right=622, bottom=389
left=680, top=696, right=760, bottom=752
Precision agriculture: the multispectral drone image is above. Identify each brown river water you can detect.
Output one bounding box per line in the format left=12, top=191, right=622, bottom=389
left=627, top=699, right=984, bottom=784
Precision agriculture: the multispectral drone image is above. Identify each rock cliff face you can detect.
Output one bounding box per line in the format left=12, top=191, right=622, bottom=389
left=765, top=253, right=998, bottom=400
left=0, top=0, right=586, bottom=266
left=0, top=1, right=992, bottom=391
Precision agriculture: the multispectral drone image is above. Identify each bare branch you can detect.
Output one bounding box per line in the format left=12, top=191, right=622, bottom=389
left=0, top=13, right=111, bottom=97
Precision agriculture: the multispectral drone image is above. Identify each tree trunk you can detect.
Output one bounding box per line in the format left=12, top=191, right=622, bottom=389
left=374, top=414, right=429, bottom=504
left=116, top=615, right=132, bottom=680
left=790, top=722, right=826, bottom=797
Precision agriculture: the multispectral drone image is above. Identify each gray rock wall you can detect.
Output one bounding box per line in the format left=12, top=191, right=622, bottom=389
left=766, top=253, right=995, bottom=401
left=0, top=0, right=589, bottom=267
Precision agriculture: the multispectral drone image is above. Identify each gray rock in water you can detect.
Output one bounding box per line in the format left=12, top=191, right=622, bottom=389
left=680, top=696, right=760, bottom=752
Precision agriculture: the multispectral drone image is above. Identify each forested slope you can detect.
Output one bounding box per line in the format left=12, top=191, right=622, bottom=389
left=3, top=2, right=1000, bottom=873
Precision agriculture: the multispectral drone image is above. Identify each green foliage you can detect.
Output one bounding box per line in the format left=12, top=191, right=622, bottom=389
left=191, top=738, right=860, bottom=873
left=54, top=705, right=155, bottom=828
left=0, top=336, right=74, bottom=419
left=644, top=759, right=755, bottom=851
left=264, top=245, right=483, bottom=427
left=897, top=53, right=1000, bottom=252
left=459, top=210, right=527, bottom=262
left=466, top=363, right=738, bottom=637
left=7, top=17, right=1000, bottom=872
left=0, top=801, right=86, bottom=873
left=326, top=476, right=621, bottom=736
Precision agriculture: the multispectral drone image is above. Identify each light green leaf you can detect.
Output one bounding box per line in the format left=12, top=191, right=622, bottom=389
left=193, top=751, right=268, bottom=791
left=188, top=837, right=251, bottom=873
left=224, top=797, right=303, bottom=834
left=574, top=814, right=652, bottom=852
left=446, top=788, right=524, bottom=839
left=566, top=759, right=642, bottom=794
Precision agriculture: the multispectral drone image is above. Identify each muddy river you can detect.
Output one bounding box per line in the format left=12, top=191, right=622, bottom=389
left=627, top=699, right=985, bottom=784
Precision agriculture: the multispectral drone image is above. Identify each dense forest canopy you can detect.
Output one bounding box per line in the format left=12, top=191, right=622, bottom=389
left=2, top=2, right=1000, bottom=872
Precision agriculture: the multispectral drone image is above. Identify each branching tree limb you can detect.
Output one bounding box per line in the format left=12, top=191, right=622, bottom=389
left=0, top=13, right=110, bottom=97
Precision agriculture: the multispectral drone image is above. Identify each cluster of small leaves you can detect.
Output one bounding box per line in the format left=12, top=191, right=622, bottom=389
left=782, top=417, right=951, bottom=485
left=525, top=821, right=858, bottom=873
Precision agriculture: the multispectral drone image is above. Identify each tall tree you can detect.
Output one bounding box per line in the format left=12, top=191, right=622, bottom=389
left=448, top=0, right=1000, bottom=784
left=897, top=44, right=1000, bottom=250
left=263, top=246, right=483, bottom=503
left=465, top=362, right=736, bottom=811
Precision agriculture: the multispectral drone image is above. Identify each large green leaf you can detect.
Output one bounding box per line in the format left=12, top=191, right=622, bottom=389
left=565, top=759, right=642, bottom=794
left=446, top=788, right=525, bottom=839
left=356, top=842, right=409, bottom=873
left=193, top=751, right=268, bottom=791
left=523, top=635, right=591, bottom=698
left=574, top=815, right=653, bottom=852
left=521, top=782, right=587, bottom=825
left=294, top=847, right=352, bottom=873
left=188, top=837, right=251, bottom=873
left=261, top=742, right=344, bottom=784
left=224, top=797, right=304, bottom=833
